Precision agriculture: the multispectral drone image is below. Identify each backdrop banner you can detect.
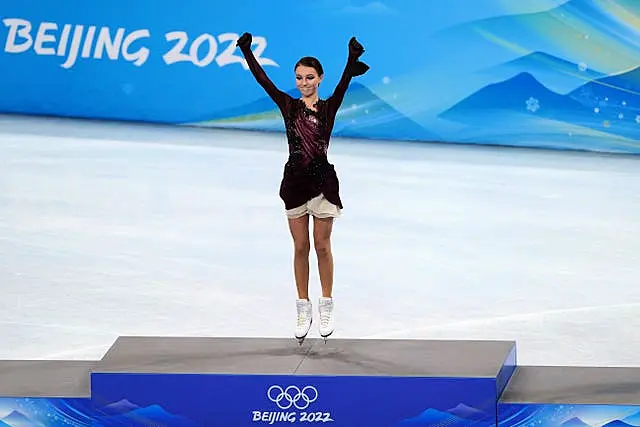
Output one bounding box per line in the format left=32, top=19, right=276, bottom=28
left=1, top=0, right=639, bottom=153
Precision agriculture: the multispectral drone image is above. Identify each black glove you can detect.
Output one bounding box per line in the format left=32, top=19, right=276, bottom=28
left=349, top=60, right=370, bottom=77
left=236, top=32, right=252, bottom=50
left=347, top=37, right=368, bottom=76
left=348, top=36, right=365, bottom=58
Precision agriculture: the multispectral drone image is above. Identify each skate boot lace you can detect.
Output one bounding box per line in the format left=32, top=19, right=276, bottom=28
left=297, top=312, right=308, bottom=327
left=296, top=305, right=310, bottom=327
left=320, top=308, right=332, bottom=327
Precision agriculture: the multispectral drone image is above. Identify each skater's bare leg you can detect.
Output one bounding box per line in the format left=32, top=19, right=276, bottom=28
left=288, top=214, right=310, bottom=299
left=313, top=216, right=334, bottom=298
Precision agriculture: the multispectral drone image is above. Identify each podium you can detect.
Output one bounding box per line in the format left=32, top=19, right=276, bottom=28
left=1, top=336, right=638, bottom=426
left=91, top=336, right=516, bottom=426
left=0, top=336, right=517, bottom=426
left=498, top=366, right=640, bottom=426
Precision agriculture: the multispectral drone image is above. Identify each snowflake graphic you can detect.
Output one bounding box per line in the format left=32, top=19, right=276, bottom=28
left=526, top=97, right=540, bottom=113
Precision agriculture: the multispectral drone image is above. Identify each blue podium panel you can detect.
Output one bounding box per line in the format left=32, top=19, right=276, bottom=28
left=0, top=360, right=96, bottom=426
left=498, top=366, right=640, bottom=427
left=90, top=336, right=517, bottom=427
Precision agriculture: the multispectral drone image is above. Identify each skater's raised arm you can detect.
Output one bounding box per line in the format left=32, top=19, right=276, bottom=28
left=326, top=37, right=370, bottom=116
left=237, top=32, right=289, bottom=110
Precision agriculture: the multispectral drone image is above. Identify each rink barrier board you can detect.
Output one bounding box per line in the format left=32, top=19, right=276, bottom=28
left=0, top=337, right=638, bottom=426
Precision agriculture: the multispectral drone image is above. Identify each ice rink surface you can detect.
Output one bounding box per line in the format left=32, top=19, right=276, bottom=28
left=0, top=114, right=639, bottom=367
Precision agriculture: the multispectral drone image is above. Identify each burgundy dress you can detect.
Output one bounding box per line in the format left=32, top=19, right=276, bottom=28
left=239, top=46, right=359, bottom=211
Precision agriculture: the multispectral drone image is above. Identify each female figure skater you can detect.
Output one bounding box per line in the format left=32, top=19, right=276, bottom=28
left=236, top=32, right=369, bottom=343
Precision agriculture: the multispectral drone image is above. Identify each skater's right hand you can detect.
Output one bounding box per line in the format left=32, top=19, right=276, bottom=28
left=237, top=32, right=252, bottom=50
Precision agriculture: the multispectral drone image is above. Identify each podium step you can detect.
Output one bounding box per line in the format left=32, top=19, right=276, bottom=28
left=296, top=338, right=516, bottom=378
left=95, top=336, right=516, bottom=377
left=498, top=366, right=640, bottom=426
left=0, top=360, right=95, bottom=398
left=90, top=336, right=517, bottom=427
left=97, top=336, right=309, bottom=375
left=0, top=361, right=97, bottom=426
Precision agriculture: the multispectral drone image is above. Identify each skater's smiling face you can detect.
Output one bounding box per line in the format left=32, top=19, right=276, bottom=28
left=294, top=57, right=324, bottom=99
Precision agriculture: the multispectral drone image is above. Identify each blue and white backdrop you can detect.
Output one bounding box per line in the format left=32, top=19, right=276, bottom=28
left=1, top=0, right=639, bottom=153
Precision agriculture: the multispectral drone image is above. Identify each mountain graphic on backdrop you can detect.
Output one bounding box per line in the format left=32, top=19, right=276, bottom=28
left=439, top=72, right=588, bottom=119
left=101, top=398, right=141, bottom=415
left=331, top=82, right=439, bottom=141
left=393, top=408, right=468, bottom=426
left=446, top=403, right=491, bottom=421
left=393, top=408, right=495, bottom=427
left=393, top=403, right=493, bottom=427
left=189, top=82, right=438, bottom=141
left=561, top=416, right=591, bottom=427
left=568, top=66, right=640, bottom=110
left=482, top=51, right=605, bottom=91
left=2, top=409, right=38, bottom=427
left=487, top=51, right=604, bottom=78
left=601, top=420, right=635, bottom=427
left=96, top=402, right=199, bottom=427
left=439, top=67, right=640, bottom=141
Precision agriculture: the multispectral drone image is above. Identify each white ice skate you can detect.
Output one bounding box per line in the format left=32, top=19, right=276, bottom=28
left=318, top=297, right=334, bottom=343
left=295, top=299, right=313, bottom=345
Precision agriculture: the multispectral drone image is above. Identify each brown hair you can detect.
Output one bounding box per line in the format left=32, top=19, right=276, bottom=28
left=294, top=56, right=324, bottom=76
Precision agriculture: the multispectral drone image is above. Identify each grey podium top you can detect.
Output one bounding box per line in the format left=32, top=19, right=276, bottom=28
left=500, top=366, right=640, bottom=405
left=0, top=361, right=95, bottom=397
left=96, top=336, right=516, bottom=378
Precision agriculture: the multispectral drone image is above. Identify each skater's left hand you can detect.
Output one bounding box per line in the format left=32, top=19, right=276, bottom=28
left=349, top=60, right=370, bottom=76
left=348, top=36, right=365, bottom=58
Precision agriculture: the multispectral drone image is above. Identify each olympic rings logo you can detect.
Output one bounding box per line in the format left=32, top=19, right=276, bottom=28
left=267, top=385, right=318, bottom=410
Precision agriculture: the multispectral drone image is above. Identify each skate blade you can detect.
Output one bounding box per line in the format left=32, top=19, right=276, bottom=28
left=320, top=331, right=334, bottom=343
left=296, top=319, right=312, bottom=345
